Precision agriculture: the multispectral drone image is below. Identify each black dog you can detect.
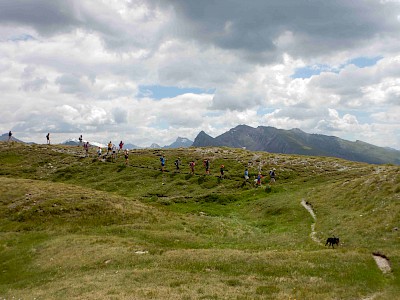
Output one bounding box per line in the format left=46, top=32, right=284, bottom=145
left=325, top=237, right=340, bottom=248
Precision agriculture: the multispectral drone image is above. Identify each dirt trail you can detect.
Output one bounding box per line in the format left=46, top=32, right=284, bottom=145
left=301, top=199, right=322, bottom=245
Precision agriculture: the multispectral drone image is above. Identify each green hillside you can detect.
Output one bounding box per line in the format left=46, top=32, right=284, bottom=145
left=0, top=142, right=399, bottom=299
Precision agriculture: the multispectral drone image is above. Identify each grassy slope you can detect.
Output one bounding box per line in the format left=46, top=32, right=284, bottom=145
left=0, top=142, right=399, bottom=299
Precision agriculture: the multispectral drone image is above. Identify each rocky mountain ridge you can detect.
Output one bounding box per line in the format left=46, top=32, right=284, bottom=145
left=193, top=125, right=400, bottom=165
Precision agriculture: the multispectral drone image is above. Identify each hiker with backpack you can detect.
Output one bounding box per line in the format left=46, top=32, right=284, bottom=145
left=244, top=168, right=249, bottom=181
left=256, top=172, right=263, bottom=187
left=8, top=131, right=12, bottom=142
left=97, top=147, right=102, bottom=160
left=160, top=155, right=166, bottom=172
left=269, top=168, right=276, bottom=184
left=189, top=160, right=195, bottom=174
left=107, top=141, right=112, bottom=155
left=83, top=142, right=89, bottom=157
left=220, top=165, right=225, bottom=178
left=46, top=133, right=50, bottom=145
left=174, top=157, right=181, bottom=172
left=111, top=144, right=117, bottom=162
left=124, top=149, right=129, bottom=165
left=203, top=159, right=210, bottom=175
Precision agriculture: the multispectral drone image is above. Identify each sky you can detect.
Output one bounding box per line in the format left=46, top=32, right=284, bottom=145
left=0, top=0, right=400, bottom=149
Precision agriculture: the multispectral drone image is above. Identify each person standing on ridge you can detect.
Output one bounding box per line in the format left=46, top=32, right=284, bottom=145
left=112, top=144, right=117, bottom=161
left=119, top=141, right=124, bottom=153
left=83, top=141, right=89, bottom=157
left=8, top=131, right=12, bottom=142
left=46, top=133, right=50, bottom=145
left=124, top=149, right=129, bottom=166
left=97, top=147, right=102, bottom=160
left=107, top=141, right=112, bottom=155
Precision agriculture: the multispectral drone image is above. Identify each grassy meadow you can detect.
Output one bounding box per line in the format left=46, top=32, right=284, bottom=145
left=0, top=141, right=399, bottom=299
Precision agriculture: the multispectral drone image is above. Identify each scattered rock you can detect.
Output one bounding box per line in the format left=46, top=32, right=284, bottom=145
left=372, top=252, right=391, bottom=274
left=134, top=250, right=148, bottom=255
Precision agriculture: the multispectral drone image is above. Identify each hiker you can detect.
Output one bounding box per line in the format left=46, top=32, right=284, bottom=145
left=174, top=157, right=181, bottom=172
left=79, top=135, right=83, bottom=146
left=203, top=159, right=210, bottom=175
left=160, top=155, right=166, bottom=172
left=256, top=172, right=263, bottom=187
left=107, top=141, right=112, bottom=155
left=46, top=133, right=50, bottom=145
left=189, top=160, right=195, bottom=174
left=124, top=149, right=129, bottom=165
left=112, top=144, right=117, bottom=161
left=83, top=142, right=89, bottom=157
left=97, top=147, right=102, bottom=160
left=8, top=131, right=12, bottom=142
left=119, top=141, right=124, bottom=152
left=269, top=168, right=276, bottom=184
left=220, top=165, right=225, bottom=178
left=244, top=168, right=249, bottom=181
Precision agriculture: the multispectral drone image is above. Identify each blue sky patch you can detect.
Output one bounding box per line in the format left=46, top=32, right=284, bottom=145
left=292, top=56, right=383, bottom=79
left=291, top=64, right=338, bottom=79
left=347, top=56, right=383, bottom=68
left=257, top=107, right=276, bottom=116
left=139, top=85, right=214, bottom=99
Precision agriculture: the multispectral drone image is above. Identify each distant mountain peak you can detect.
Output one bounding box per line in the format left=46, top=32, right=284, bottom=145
left=193, top=131, right=221, bottom=147
left=149, top=143, right=161, bottom=149
left=164, top=137, right=193, bottom=149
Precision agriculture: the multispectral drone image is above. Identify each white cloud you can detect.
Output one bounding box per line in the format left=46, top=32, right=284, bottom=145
left=0, top=0, right=399, bottom=150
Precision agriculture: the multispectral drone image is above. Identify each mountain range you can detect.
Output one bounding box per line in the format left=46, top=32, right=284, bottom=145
left=4, top=129, right=399, bottom=165
left=192, top=125, right=400, bottom=165
left=59, top=137, right=193, bottom=150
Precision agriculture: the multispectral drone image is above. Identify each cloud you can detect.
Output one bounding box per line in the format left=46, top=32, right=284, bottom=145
left=153, top=0, right=400, bottom=61
left=0, top=0, right=399, bottom=150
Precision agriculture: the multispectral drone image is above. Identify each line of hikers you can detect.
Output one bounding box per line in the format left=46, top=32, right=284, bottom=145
left=7, top=132, right=277, bottom=186
left=6, top=132, right=277, bottom=185
left=157, top=155, right=276, bottom=185
left=92, top=142, right=277, bottom=185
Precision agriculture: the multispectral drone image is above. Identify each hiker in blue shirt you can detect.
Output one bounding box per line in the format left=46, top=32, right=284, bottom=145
left=160, top=155, right=166, bottom=172
left=244, top=168, right=249, bottom=181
